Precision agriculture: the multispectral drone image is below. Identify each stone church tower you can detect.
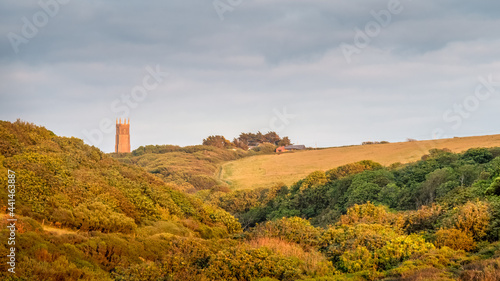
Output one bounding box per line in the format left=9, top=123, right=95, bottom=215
left=115, top=118, right=130, bottom=153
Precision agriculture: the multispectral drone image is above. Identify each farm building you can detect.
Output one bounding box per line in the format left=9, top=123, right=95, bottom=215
left=276, top=145, right=306, bottom=152
left=276, top=146, right=287, bottom=153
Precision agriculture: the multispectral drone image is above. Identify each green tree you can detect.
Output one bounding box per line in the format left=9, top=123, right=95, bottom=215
left=277, top=136, right=292, bottom=147
left=263, top=131, right=281, bottom=145
left=462, top=148, right=494, bottom=164
left=326, top=160, right=382, bottom=181
left=202, top=135, right=233, bottom=148
left=485, top=177, right=500, bottom=196
left=232, top=138, right=249, bottom=150
left=418, top=168, right=453, bottom=206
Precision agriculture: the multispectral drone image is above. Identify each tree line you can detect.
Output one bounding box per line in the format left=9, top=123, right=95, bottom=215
left=203, top=131, right=292, bottom=150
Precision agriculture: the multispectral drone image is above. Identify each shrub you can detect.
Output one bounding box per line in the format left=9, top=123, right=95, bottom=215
left=299, top=171, right=327, bottom=191
left=72, top=201, right=137, bottom=233
left=339, top=202, right=404, bottom=231
left=460, top=256, right=500, bottom=281
left=252, top=143, right=277, bottom=154
left=113, top=262, right=162, bottom=281
left=206, top=206, right=242, bottom=234
left=376, top=234, right=435, bottom=270
left=320, top=223, right=399, bottom=262
left=321, top=222, right=435, bottom=274
left=446, top=201, right=490, bottom=240
left=253, top=217, right=321, bottom=247
left=462, top=148, right=494, bottom=164
left=326, top=160, right=382, bottom=181
left=205, top=245, right=303, bottom=281
left=248, top=237, right=333, bottom=277
left=485, top=177, right=500, bottom=195
left=188, top=174, right=219, bottom=190
left=25, top=255, right=111, bottom=281
left=404, top=204, right=444, bottom=233
left=434, top=228, right=475, bottom=251
left=339, top=246, right=375, bottom=273
left=398, top=267, right=449, bottom=281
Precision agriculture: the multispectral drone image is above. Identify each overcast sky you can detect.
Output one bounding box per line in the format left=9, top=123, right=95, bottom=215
left=1, top=0, right=500, bottom=152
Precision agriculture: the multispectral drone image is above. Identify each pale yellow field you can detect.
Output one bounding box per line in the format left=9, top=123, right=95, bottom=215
left=219, top=134, right=500, bottom=190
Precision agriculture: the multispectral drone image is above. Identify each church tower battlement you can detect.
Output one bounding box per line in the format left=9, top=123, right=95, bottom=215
left=115, top=118, right=130, bottom=153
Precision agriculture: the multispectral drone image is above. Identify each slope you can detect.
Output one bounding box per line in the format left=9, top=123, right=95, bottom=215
left=112, top=144, right=248, bottom=193
left=220, top=134, right=500, bottom=189
left=0, top=120, right=241, bottom=280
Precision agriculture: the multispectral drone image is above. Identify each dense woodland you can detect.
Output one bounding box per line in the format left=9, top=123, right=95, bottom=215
left=1, top=120, right=500, bottom=280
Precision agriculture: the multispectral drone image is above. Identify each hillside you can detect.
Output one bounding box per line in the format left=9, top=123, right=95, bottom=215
left=0, top=120, right=242, bottom=280
left=3, top=120, right=500, bottom=280
left=208, top=146, right=500, bottom=280
left=220, top=134, right=500, bottom=189
left=112, top=144, right=248, bottom=193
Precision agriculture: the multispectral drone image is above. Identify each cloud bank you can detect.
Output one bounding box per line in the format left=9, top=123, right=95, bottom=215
left=1, top=0, right=500, bottom=152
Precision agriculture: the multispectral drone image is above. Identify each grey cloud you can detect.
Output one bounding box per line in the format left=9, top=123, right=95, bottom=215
left=1, top=1, right=500, bottom=152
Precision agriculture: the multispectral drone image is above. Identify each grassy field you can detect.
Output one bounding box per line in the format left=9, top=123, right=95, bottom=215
left=219, top=134, right=500, bottom=190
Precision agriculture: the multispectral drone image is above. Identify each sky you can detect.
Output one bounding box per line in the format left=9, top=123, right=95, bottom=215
left=1, top=0, right=500, bottom=153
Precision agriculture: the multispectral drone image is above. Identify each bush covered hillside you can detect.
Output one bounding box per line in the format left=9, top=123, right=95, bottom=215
left=2, top=120, right=500, bottom=280
left=112, top=130, right=293, bottom=193
left=112, top=144, right=248, bottom=193
left=202, top=148, right=500, bottom=280
left=0, top=120, right=241, bottom=280
left=229, top=149, right=500, bottom=228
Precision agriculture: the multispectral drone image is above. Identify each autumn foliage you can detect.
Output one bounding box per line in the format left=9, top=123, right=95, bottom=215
left=2, top=120, right=500, bottom=280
